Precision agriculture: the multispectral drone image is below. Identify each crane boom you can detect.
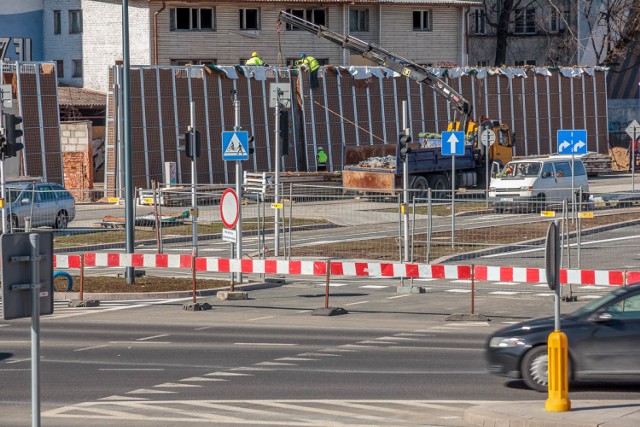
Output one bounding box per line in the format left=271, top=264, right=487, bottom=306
left=278, top=10, right=472, bottom=126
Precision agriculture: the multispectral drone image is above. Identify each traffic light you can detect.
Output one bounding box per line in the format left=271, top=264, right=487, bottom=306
left=398, top=133, right=412, bottom=161
left=2, top=113, right=24, bottom=158
left=248, top=135, right=255, bottom=155
left=184, top=129, right=201, bottom=160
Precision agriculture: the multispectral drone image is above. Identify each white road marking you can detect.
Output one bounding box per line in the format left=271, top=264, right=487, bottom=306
left=234, top=342, right=297, bottom=346
left=387, top=294, right=412, bottom=299
left=489, top=291, right=521, bottom=295
left=495, top=281, right=516, bottom=285
left=99, top=368, right=165, bottom=371
left=276, top=357, right=317, bottom=361
left=127, top=389, right=176, bottom=394
left=205, top=372, right=249, bottom=377
left=344, top=300, right=369, bottom=306
left=137, top=334, right=170, bottom=341
left=298, top=352, right=340, bottom=357
left=194, top=326, right=213, bottom=331
left=109, top=341, right=171, bottom=345
left=74, top=344, right=109, bottom=352
left=445, top=289, right=471, bottom=293
left=360, top=285, right=388, bottom=289
left=452, top=280, right=472, bottom=284
left=255, top=361, right=297, bottom=366
left=535, top=293, right=555, bottom=297
left=180, top=377, right=228, bottom=382
left=247, top=316, right=275, bottom=321
left=358, top=340, right=397, bottom=345
left=99, top=395, right=149, bottom=401
left=155, top=382, right=201, bottom=388
left=329, top=283, right=349, bottom=287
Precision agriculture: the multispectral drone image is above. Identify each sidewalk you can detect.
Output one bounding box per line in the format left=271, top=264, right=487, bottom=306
left=465, top=400, right=640, bottom=427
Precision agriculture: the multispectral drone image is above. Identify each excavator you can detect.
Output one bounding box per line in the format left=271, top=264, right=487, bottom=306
left=277, top=11, right=514, bottom=169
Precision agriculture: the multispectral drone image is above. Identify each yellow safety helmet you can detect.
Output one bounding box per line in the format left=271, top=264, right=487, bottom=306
left=252, top=52, right=258, bottom=57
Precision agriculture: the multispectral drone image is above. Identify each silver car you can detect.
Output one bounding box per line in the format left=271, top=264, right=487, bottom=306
left=5, top=182, right=76, bottom=230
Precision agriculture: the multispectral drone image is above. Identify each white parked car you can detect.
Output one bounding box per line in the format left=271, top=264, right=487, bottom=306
left=5, top=182, right=76, bottom=230
left=488, top=157, right=590, bottom=212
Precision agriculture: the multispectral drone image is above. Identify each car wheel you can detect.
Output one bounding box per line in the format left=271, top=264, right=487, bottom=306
left=54, top=211, right=68, bottom=229
left=530, top=194, right=545, bottom=213
left=8, top=215, right=18, bottom=231
left=521, top=345, right=548, bottom=392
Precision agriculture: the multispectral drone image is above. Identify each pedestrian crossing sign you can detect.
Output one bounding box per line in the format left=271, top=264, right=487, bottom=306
left=222, top=131, right=249, bottom=161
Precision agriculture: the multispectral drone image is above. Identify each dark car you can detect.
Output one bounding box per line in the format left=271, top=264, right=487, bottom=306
left=486, top=285, right=640, bottom=391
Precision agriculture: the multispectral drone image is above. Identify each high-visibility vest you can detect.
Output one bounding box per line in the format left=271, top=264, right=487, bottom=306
left=317, top=150, right=328, bottom=164
left=245, top=57, right=263, bottom=66
left=301, top=56, right=320, bottom=72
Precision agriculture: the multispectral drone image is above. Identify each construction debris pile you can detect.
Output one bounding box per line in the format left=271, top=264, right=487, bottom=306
left=358, top=156, right=396, bottom=169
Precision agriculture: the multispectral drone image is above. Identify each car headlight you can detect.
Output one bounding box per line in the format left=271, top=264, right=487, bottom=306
left=519, top=186, right=533, bottom=191
left=489, top=336, right=526, bottom=348
left=488, top=187, right=495, bottom=192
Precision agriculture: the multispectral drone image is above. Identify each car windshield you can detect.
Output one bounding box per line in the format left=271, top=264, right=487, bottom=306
left=565, top=287, right=630, bottom=320
left=500, top=162, right=541, bottom=178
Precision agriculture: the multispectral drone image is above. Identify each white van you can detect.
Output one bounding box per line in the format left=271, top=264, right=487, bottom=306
left=488, top=157, right=590, bottom=212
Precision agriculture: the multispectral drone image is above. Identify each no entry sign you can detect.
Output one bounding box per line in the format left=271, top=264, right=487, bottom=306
left=220, top=188, right=239, bottom=229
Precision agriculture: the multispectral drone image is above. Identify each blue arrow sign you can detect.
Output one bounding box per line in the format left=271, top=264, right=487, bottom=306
left=441, top=131, right=465, bottom=156
left=557, top=129, right=587, bottom=155
left=222, top=131, right=249, bottom=161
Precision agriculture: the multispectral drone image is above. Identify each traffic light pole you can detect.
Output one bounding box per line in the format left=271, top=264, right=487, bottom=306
left=189, top=101, right=198, bottom=257
left=274, top=90, right=281, bottom=257
left=401, top=101, right=410, bottom=263
left=233, top=93, right=243, bottom=283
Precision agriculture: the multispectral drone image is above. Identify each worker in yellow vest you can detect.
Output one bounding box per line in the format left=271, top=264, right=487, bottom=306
left=245, top=52, right=264, bottom=66
left=316, top=146, right=328, bottom=171
left=295, top=53, right=320, bottom=89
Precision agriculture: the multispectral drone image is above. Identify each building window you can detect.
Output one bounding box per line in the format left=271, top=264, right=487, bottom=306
left=515, top=59, right=536, bottom=66
left=69, top=10, right=82, bottom=34
left=473, top=8, right=486, bottom=35
left=170, top=7, right=215, bottom=31
left=288, top=57, right=329, bottom=67
left=53, top=10, right=61, bottom=35
left=285, top=8, right=327, bottom=30
left=549, top=8, right=559, bottom=32
left=239, top=8, right=260, bottom=30
left=514, top=7, right=536, bottom=34
left=477, top=60, right=489, bottom=67
left=170, top=59, right=216, bottom=66
left=413, top=10, right=432, bottom=31
left=72, top=59, right=82, bottom=78
left=55, top=60, right=63, bottom=78
left=350, top=9, right=369, bottom=32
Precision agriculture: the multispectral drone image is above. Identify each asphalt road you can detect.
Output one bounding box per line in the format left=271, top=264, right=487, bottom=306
left=2, top=282, right=639, bottom=426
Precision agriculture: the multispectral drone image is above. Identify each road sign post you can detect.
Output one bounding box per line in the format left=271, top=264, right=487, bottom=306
left=557, top=129, right=587, bottom=217
left=481, top=128, right=496, bottom=206
left=441, top=131, right=464, bottom=248
left=625, top=120, right=640, bottom=191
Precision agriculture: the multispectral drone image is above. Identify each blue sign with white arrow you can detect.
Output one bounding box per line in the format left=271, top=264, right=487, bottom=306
left=441, top=131, right=465, bottom=156
left=557, top=129, right=587, bottom=155
left=222, top=131, right=249, bottom=161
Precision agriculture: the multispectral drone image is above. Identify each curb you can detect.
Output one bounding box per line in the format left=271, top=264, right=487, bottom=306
left=55, top=280, right=285, bottom=301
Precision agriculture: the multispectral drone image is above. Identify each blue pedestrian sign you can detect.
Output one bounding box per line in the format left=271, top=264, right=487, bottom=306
left=441, top=131, right=465, bottom=156
left=557, top=129, right=587, bottom=155
left=222, top=131, right=249, bottom=161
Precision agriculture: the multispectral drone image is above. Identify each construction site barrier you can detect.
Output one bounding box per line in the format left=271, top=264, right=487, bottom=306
left=53, top=253, right=640, bottom=287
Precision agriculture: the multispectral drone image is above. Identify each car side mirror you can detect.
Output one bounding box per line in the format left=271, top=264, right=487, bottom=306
left=592, top=312, right=613, bottom=322
left=21, top=198, right=30, bottom=205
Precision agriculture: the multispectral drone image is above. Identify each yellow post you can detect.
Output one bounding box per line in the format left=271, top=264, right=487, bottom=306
left=545, top=330, right=571, bottom=412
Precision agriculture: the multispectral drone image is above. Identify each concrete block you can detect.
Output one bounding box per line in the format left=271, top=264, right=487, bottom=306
left=183, top=302, right=212, bottom=311
left=217, top=291, right=248, bottom=300
left=312, top=307, right=348, bottom=316
left=68, top=299, right=100, bottom=307
left=397, top=285, right=426, bottom=294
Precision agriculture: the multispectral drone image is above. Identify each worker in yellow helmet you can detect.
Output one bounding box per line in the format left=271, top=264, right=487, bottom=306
left=295, top=53, right=320, bottom=89
left=245, top=52, right=264, bottom=66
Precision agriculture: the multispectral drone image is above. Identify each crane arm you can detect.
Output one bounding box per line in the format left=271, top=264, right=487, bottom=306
left=278, top=11, right=472, bottom=123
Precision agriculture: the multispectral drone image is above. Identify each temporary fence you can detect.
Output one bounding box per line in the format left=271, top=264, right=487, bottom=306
left=53, top=252, right=640, bottom=287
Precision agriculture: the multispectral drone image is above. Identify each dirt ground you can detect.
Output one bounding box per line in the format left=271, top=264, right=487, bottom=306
left=54, top=275, right=229, bottom=294
left=611, top=146, right=635, bottom=171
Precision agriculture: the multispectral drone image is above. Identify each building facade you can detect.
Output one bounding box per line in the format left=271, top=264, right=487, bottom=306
left=0, top=0, right=44, bottom=62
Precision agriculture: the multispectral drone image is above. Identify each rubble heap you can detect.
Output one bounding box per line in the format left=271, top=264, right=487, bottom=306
left=358, top=155, right=396, bottom=169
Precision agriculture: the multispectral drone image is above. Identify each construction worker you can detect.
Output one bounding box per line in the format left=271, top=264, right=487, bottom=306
left=245, top=52, right=264, bottom=66
left=295, top=53, right=320, bottom=89
left=316, top=146, right=328, bottom=171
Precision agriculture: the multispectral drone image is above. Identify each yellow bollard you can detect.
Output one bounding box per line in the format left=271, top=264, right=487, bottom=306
left=545, top=331, right=571, bottom=412
left=401, top=203, right=406, bottom=214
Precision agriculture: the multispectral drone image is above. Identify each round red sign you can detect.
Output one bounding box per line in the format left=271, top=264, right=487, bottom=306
left=219, top=188, right=239, bottom=229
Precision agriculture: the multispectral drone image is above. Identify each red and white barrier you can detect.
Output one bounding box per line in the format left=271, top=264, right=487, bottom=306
left=52, top=253, right=640, bottom=287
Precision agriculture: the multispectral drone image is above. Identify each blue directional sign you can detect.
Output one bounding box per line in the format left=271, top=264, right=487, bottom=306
left=222, top=131, right=249, bottom=161
left=557, top=129, right=587, bottom=155
left=441, top=131, right=465, bottom=156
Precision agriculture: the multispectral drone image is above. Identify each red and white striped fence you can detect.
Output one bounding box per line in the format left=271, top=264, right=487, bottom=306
left=53, top=253, right=640, bottom=287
